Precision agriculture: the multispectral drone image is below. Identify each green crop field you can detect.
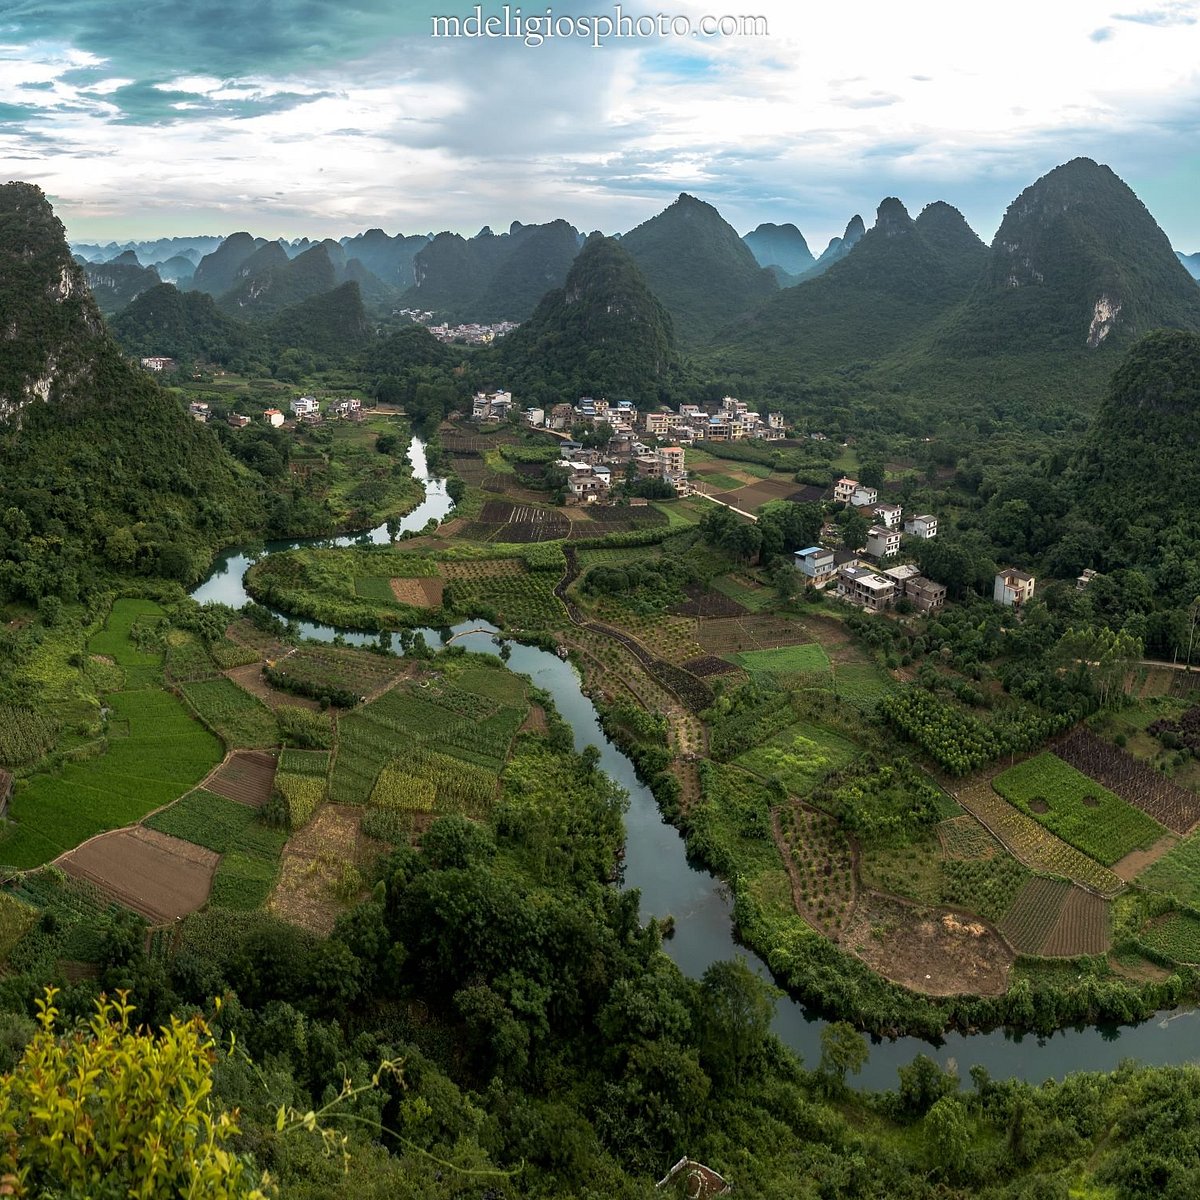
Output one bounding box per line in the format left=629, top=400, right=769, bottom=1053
left=355, top=577, right=396, bottom=600
left=145, top=789, right=288, bottom=858
left=832, top=662, right=896, bottom=710
left=1139, top=833, right=1200, bottom=905
left=1142, top=911, right=1200, bottom=964
left=210, top=851, right=281, bottom=910
left=734, top=643, right=831, bottom=676
left=734, top=720, right=859, bottom=796
left=181, top=678, right=279, bottom=748
left=0, top=687, right=222, bottom=869
left=994, top=752, right=1163, bottom=866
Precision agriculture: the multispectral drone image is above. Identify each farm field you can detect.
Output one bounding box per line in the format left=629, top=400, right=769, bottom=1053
left=1138, top=832, right=1200, bottom=906
left=955, top=780, right=1125, bottom=896
left=735, top=720, right=860, bottom=796
left=1141, top=911, right=1200, bottom=964
left=206, top=750, right=278, bottom=807
left=57, top=825, right=219, bottom=923
left=145, top=789, right=288, bottom=860
left=993, top=752, right=1163, bottom=866
left=774, top=803, right=856, bottom=938
left=998, top=876, right=1072, bottom=954
left=0, top=686, right=221, bottom=869
left=1041, top=888, right=1111, bottom=957
left=181, top=677, right=280, bottom=748
left=265, top=645, right=412, bottom=702
left=268, top=805, right=368, bottom=935
left=733, top=642, right=831, bottom=678
left=1054, top=729, right=1200, bottom=834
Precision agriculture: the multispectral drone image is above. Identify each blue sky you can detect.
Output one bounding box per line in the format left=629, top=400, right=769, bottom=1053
left=2, top=0, right=1199, bottom=249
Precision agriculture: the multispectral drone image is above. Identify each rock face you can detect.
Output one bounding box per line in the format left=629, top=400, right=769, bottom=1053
left=0, top=182, right=107, bottom=424
left=943, top=158, right=1200, bottom=355
left=619, top=193, right=778, bottom=345
left=190, top=232, right=266, bottom=295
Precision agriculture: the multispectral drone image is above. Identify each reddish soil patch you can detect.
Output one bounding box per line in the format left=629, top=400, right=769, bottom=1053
left=225, top=663, right=321, bottom=712
left=1041, top=887, right=1112, bottom=957
left=58, top=827, right=217, bottom=922
left=519, top=704, right=549, bottom=735
left=1112, top=833, right=1179, bottom=882
left=206, top=750, right=277, bottom=807
left=845, top=893, right=1014, bottom=997
left=389, top=576, right=444, bottom=607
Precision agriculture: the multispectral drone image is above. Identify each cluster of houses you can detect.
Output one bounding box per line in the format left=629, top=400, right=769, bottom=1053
left=427, top=320, right=518, bottom=345
left=558, top=442, right=688, bottom=501
left=200, top=395, right=365, bottom=430
left=474, top=391, right=787, bottom=444
left=795, top=547, right=949, bottom=615
left=141, top=356, right=177, bottom=373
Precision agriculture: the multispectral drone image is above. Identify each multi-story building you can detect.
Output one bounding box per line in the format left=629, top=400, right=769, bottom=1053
left=905, top=576, right=947, bottom=613
left=834, top=476, right=859, bottom=504
left=291, top=395, right=320, bottom=418
left=794, top=546, right=837, bottom=588
left=994, top=568, right=1036, bottom=608
left=263, top=408, right=284, bottom=428
left=873, top=503, right=903, bottom=529
left=865, top=525, right=902, bottom=560
left=904, top=513, right=938, bottom=539
left=525, top=407, right=545, bottom=427
left=836, top=565, right=897, bottom=612
left=851, top=484, right=878, bottom=506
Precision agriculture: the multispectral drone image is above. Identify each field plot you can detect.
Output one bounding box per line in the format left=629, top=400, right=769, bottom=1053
left=88, top=598, right=165, bottom=688
left=772, top=806, right=859, bottom=936
left=845, top=892, right=1014, bottom=996
left=0, top=688, right=222, bottom=869
left=696, top=613, right=818, bottom=656
left=1041, top=888, right=1111, bottom=957
left=955, top=780, right=1124, bottom=896
left=459, top=501, right=570, bottom=543
left=681, top=654, right=745, bottom=678
left=736, top=721, right=859, bottom=796
left=734, top=643, right=831, bottom=677
left=1138, top=832, right=1200, bottom=905
left=993, top=752, right=1163, bottom=866
left=205, top=750, right=277, bottom=807
left=1054, top=729, right=1200, bottom=834
left=831, top=662, right=896, bottom=711
left=145, top=789, right=288, bottom=859
left=164, top=637, right=219, bottom=684
left=438, top=558, right=526, bottom=580
left=940, top=856, right=1030, bottom=923
left=224, top=663, right=320, bottom=712
left=0, top=706, right=59, bottom=769
left=445, top=567, right=564, bottom=629
left=938, top=815, right=1000, bottom=860
left=709, top=574, right=776, bottom=613
left=670, top=583, right=747, bottom=618
left=58, top=826, right=218, bottom=923
left=266, top=645, right=411, bottom=702
left=269, top=805, right=367, bottom=936
left=389, top=577, right=444, bottom=607
left=1141, top=911, right=1200, bottom=963
left=998, top=876, right=1072, bottom=954
left=181, top=677, right=279, bottom=748
left=708, top=478, right=800, bottom=511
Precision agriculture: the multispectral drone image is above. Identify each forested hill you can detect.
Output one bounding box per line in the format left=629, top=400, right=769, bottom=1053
left=0, top=183, right=260, bottom=597
left=1066, top=328, right=1200, bottom=604
left=619, top=192, right=779, bottom=345
left=709, top=197, right=987, bottom=376
left=488, top=233, right=680, bottom=404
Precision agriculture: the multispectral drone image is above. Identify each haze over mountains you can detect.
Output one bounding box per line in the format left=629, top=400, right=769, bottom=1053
left=60, top=157, right=1200, bottom=433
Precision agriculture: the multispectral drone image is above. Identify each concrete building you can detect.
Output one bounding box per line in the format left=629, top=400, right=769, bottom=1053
left=905, top=576, right=947, bottom=613
left=865, top=525, right=902, bottom=560
left=794, top=546, right=837, bottom=588
left=291, top=395, right=319, bottom=417
left=263, top=408, right=284, bottom=428
left=836, top=565, right=897, bottom=612
left=994, top=568, right=1036, bottom=609
left=904, top=514, right=938, bottom=539
left=873, top=503, right=903, bottom=529
left=525, top=407, right=546, bottom=427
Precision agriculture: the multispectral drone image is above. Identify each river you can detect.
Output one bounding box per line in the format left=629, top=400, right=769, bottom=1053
left=192, top=436, right=1200, bottom=1091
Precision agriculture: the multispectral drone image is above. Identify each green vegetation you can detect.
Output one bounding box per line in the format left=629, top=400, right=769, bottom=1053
left=735, top=721, right=859, bottom=795
left=146, top=789, right=287, bottom=859
left=0, top=706, right=60, bottom=769
left=181, top=678, right=279, bottom=748
left=1141, top=833, right=1200, bottom=907
left=1142, top=912, right=1200, bottom=964
left=993, top=752, right=1163, bottom=866
left=734, top=642, right=830, bottom=677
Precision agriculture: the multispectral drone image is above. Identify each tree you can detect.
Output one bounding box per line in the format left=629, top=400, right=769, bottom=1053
left=838, top=508, right=869, bottom=552
left=819, top=1021, right=868, bottom=1095
left=0, top=989, right=267, bottom=1198
left=698, top=959, right=778, bottom=1089
left=924, top=1095, right=970, bottom=1176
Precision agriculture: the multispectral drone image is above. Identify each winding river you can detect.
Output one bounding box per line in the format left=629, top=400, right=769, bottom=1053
left=192, top=437, right=1200, bottom=1091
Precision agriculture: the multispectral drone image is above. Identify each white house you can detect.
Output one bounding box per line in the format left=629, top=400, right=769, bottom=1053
left=851, top=484, right=879, bottom=507
left=994, top=568, right=1036, bottom=608
left=873, top=503, right=903, bottom=529
left=263, top=408, right=284, bottom=428
left=833, top=476, right=858, bottom=504
left=865, top=525, right=902, bottom=560
left=291, top=395, right=319, bottom=418
left=904, top=514, right=938, bottom=539
left=525, top=407, right=546, bottom=427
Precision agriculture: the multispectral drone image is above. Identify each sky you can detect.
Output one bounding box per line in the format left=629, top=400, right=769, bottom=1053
left=2, top=0, right=1200, bottom=250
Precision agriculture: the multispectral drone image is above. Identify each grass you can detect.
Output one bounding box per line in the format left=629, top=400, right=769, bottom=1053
left=210, top=851, right=282, bottom=910
left=650, top=502, right=700, bottom=529
left=734, top=643, right=831, bottom=676
left=735, top=720, right=859, bottom=796
left=1141, top=911, right=1200, bottom=964
left=832, top=662, right=896, bottom=711
left=993, top=752, right=1163, bottom=867
left=181, top=678, right=279, bottom=749
left=145, top=790, right=288, bottom=857
left=355, top=577, right=397, bottom=601
left=0, top=688, right=222, bottom=869
left=1139, top=833, right=1200, bottom=906
left=710, top=574, right=777, bottom=613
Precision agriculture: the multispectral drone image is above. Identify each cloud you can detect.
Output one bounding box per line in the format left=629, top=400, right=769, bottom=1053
left=1090, top=26, right=1116, bottom=40
left=1112, top=2, right=1198, bottom=25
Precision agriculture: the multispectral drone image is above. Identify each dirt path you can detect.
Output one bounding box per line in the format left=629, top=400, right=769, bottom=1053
left=1112, top=833, right=1179, bottom=881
